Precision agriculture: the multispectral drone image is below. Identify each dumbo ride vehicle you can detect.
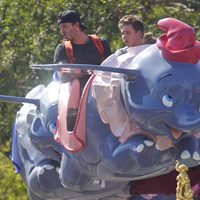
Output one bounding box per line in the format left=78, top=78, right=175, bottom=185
left=0, top=17, right=200, bottom=200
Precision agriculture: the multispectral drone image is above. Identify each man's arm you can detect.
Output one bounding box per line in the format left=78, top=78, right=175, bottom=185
left=53, top=43, right=68, bottom=64
left=101, top=38, right=112, bottom=59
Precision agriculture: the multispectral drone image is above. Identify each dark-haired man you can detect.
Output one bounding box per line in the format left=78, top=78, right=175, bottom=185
left=54, top=9, right=111, bottom=132
left=54, top=9, right=111, bottom=82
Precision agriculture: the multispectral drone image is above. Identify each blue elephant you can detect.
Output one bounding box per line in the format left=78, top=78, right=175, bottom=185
left=1, top=17, right=200, bottom=200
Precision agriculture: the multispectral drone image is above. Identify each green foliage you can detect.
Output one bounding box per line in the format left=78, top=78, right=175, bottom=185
left=0, top=0, right=200, bottom=198
left=0, top=146, right=28, bottom=200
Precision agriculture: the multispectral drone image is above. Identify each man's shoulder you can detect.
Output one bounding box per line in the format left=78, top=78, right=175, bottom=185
left=54, top=42, right=67, bottom=64
left=100, top=37, right=111, bottom=48
left=114, top=46, right=128, bottom=57
left=54, top=43, right=65, bottom=53
left=91, top=36, right=111, bottom=57
left=99, top=37, right=108, bottom=42
left=89, top=34, right=106, bottom=40
left=92, top=36, right=109, bottom=47
left=56, top=42, right=65, bottom=49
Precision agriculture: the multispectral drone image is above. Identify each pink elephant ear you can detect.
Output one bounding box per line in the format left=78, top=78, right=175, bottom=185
left=156, top=18, right=200, bottom=64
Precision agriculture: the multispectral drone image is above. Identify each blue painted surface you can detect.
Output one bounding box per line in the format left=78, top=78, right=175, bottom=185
left=2, top=17, right=200, bottom=199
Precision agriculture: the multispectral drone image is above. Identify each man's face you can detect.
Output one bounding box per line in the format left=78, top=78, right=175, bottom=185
left=59, top=22, right=77, bottom=41
left=120, top=24, right=142, bottom=47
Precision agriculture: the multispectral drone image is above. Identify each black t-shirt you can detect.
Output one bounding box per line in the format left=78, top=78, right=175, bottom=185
left=53, top=37, right=111, bottom=64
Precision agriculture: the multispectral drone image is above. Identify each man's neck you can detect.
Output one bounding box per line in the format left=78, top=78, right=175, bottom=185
left=129, top=40, right=144, bottom=47
left=72, top=32, right=89, bottom=45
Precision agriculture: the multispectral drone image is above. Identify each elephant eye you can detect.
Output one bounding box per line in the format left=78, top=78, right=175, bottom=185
left=162, top=94, right=173, bottom=107
left=49, top=122, right=56, bottom=134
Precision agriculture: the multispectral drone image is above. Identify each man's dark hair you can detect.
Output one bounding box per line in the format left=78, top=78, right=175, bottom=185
left=57, top=9, right=88, bottom=31
left=118, top=15, right=144, bottom=36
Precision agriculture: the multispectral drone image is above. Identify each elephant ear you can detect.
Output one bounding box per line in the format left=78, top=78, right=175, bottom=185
left=156, top=17, right=200, bottom=64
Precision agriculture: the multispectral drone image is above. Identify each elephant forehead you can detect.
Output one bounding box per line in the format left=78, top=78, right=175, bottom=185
left=128, top=44, right=200, bottom=85
left=152, top=69, right=200, bottom=101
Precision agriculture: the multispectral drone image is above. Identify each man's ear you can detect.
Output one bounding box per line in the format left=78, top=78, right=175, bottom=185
left=137, top=30, right=143, bottom=38
left=74, top=22, right=81, bottom=30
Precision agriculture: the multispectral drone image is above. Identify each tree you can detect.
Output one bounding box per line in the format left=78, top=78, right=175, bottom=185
left=0, top=0, right=200, bottom=198
left=0, top=150, right=28, bottom=200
